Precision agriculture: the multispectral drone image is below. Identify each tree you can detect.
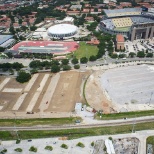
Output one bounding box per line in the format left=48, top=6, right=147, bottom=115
left=137, top=51, right=145, bottom=58
left=21, top=26, right=27, bottom=31
left=76, top=142, right=85, bottom=148
left=61, top=59, right=69, bottom=65
left=29, top=146, right=37, bottom=152
left=94, top=8, right=98, bottom=12
left=18, top=18, right=22, bottom=24
left=14, top=148, right=22, bottom=152
left=19, top=35, right=26, bottom=40
left=16, top=71, right=31, bottom=83
left=96, top=52, right=103, bottom=59
left=45, top=146, right=53, bottom=151
left=118, top=54, right=126, bottom=58
left=30, top=26, right=37, bottom=31
left=51, top=65, right=60, bottom=73
left=62, top=65, right=71, bottom=71
left=6, top=52, right=13, bottom=58
left=9, top=26, right=15, bottom=34
left=51, top=60, right=60, bottom=65
left=129, top=52, right=136, bottom=58
left=71, top=58, right=78, bottom=64
left=0, top=47, right=5, bottom=52
left=80, top=57, right=88, bottom=64
left=29, top=60, right=41, bottom=68
left=12, top=62, right=24, bottom=70
left=111, top=53, right=118, bottom=59
left=74, top=64, right=80, bottom=69
left=146, top=53, right=153, bottom=58
left=61, top=144, right=68, bottom=149
left=89, top=55, right=96, bottom=61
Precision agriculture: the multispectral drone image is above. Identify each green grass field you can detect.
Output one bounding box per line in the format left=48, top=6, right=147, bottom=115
left=1, top=122, right=154, bottom=140
left=74, top=42, right=98, bottom=59
left=114, top=26, right=130, bottom=32
left=147, top=136, right=154, bottom=145
left=95, top=110, right=154, bottom=120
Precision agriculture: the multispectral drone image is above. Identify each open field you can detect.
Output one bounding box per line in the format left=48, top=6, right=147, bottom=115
left=74, top=42, right=98, bottom=59
left=1, top=121, right=154, bottom=140
left=0, top=71, right=89, bottom=116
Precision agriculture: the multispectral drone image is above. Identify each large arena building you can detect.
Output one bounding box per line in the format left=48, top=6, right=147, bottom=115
left=100, top=8, right=154, bottom=41
left=47, top=24, right=78, bottom=39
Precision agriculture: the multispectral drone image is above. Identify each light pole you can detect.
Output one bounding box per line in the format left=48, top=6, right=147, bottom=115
left=132, top=115, right=136, bottom=133
left=149, top=92, right=153, bottom=106
left=13, top=112, right=19, bottom=140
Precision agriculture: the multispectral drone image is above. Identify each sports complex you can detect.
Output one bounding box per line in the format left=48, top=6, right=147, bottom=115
left=47, top=24, right=78, bottom=39
left=100, top=8, right=154, bottom=41
left=11, top=41, right=79, bottom=55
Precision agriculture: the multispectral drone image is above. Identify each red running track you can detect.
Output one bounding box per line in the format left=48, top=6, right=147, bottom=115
left=11, top=41, right=79, bottom=54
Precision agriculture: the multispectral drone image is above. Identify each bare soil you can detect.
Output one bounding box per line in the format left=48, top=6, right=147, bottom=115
left=46, top=71, right=89, bottom=112
left=85, top=71, right=113, bottom=114
left=0, top=71, right=89, bottom=114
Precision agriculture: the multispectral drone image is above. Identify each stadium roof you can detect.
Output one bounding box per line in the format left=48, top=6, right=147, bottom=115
left=48, top=24, right=78, bottom=35
left=104, top=8, right=142, bottom=17
left=0, top=35, right=13, bottom=45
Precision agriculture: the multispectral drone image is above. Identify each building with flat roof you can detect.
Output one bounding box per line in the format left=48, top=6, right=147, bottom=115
left=70, top=5, right=82, bottom=10
left=0, top=35, right=15, bottom=48
left=0, top=35, right=13, bottom=45
left=116, top=34, right=125, bottom=50
left=63, top=17, right=74, bottom=24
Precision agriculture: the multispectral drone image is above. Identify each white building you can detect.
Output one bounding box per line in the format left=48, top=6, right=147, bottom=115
left=75, top=103, right=82, bottom=112
left=105, top=139, right=115, bottom=154
left=47, top=24, right=78, bottom=39
left=63, top=17, right=74, bottom=24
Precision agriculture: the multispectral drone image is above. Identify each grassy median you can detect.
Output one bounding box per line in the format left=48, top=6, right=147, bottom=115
left=95, top=110, right=154, bottom=120
left=0, top=117, right=81, bottom=127
left=147, top=136, right=154, bottom=145
left=1, top=122, right=154, bottom=140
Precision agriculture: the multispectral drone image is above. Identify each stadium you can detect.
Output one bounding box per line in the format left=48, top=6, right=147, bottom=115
left=11, top=41, right=79, bottom=55
left=47, top=24, right=78, bottom=39
left=100, top=8, right=154, bottom=41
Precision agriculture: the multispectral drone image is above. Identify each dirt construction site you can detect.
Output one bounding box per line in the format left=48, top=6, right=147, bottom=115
left=85, top=64, right=154, bottom=113
left=0, top=71, right=89, bottom=117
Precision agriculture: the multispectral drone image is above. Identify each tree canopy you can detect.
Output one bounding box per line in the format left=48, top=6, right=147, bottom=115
left=16, top=71, right=31, bottom=83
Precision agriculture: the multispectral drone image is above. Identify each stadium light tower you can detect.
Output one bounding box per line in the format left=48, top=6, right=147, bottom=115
left=149, top=92, right=153, bottom=106
left=132, top=115, right=136, bottom=133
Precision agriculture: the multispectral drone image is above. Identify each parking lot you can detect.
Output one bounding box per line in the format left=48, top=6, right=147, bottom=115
left=100, top=65, right=154, bottom=111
